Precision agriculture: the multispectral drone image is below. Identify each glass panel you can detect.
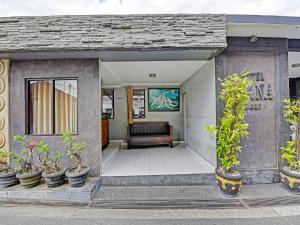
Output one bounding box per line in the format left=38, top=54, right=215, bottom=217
left=132, top=89, right=145, bottom=119
left=296, top=80, right=300, bottom=98
left=28, top=80, right=53, bottom=134
left=54, top=80, right=78, bottom=134
left=102, top=89, right=114, bottom=119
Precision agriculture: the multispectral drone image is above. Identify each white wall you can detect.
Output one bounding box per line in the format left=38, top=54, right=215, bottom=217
left=181, top=59, right=217, bottom=167
left=108, top=86, right=184, bottom=141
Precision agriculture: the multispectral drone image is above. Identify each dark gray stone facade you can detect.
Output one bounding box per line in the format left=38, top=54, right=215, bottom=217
left=215, top=37, right=289, bottom=184
left=9, top=59, right=101, bottom=176
left=0, top=14, right=226, bottom=53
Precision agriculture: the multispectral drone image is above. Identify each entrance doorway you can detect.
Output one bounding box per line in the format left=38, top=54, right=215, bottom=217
left=100, top=59, right=217, bottom=181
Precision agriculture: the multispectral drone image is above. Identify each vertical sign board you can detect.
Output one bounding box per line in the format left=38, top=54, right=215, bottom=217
left=0, top=60, right=10, bottom=158
left=226, top=52, right=277, bottom=170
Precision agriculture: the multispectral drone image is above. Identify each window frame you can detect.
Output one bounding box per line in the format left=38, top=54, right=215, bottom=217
left=102, top=88, right=115, bottom=119
left=132, top=89, right=146, bottom=119
left=25, top=77, right=79, bottom=136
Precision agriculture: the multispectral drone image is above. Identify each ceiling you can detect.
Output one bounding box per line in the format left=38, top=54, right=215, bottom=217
left=101, top=61, right=207, bottom=87
left=289, top=52, right=300, bottom=78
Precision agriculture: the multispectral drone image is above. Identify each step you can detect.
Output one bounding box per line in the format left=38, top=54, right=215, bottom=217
left=92, top=183, right=300, bottom=209
left=101, top=173, right=216, bottom=186
left=0, top=177, right=101, bottom=203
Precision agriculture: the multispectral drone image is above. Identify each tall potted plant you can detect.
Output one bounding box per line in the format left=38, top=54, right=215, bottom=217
left=63, top=133, right=90, bottom=187
left=13, top=135, right=43, bottom=188
left=0, top=151, right=19, bottom=188
left=208, top=71, right=253, bottom=197
left=280, top=99, right=300, bottom=194
left=38, top=140, right=66, bottom=188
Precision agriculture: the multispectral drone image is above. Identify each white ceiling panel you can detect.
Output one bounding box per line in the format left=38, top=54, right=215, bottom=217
left=101, top=60, right=207, bottom=86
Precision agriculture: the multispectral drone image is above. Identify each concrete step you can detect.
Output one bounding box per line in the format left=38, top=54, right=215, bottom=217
left=96, top=185, right=224, bottom=200
left=0, top=177, right=101, bottom=204
left=92, top=183, right=300, bottom=209
left=101, top=173, right=216, bottom=186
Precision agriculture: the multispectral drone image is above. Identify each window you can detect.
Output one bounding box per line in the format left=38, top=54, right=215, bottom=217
left=102, top=89, right=114, bottom=119
left=27, top=79, right=78, bottom=135
left=290, top=78, right=300, bottom=99
left=132, top=89, right=145, bottom=119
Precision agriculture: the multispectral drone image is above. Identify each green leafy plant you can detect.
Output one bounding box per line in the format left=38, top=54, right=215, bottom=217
left=281, top=99, right=300, bottom=171
left=62, top=132, right=87, bottom=173
left=38, top=140, right=64, bottom=174
left=13, top=135, right=39, bottom=174
left=207, top=71, right=253, bottom=174
left=0, top=151, right=18, bottom=173
left=0, top=151, right=10, bottom=172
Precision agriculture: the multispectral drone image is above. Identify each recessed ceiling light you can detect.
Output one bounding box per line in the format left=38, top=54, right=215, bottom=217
left=149, top=73, right=157, bottom=78
left=291, top=63, right=300, bottom=68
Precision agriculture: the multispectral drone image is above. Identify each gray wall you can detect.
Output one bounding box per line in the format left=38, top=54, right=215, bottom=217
left=181, top=59, right=217, bottom=167
left=215, top=37, right=289, bottom=183
left=10, top=59, right=101, bottom=176
left=108, top=86, right=184, bottom=141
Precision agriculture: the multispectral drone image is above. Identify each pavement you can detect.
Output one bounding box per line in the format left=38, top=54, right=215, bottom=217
left=1, top=183, right=300, bottom=224
left=1, top=182, right=299, bottom=209
left=1, top=204, right=300, bottom=225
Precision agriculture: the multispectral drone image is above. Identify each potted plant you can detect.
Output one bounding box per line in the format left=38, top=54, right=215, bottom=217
left=63, top=132, right=90, bottom=187
left=13, top=135, right=43, bottom=189
left=38, top=140, right=66, bottom=188
left=0, top=151, right=19, bottom=188
left=280, top=99, right=300, bottom=194
left=207, top=71, right=253, bottom=197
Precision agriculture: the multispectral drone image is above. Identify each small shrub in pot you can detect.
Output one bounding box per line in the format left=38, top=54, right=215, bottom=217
left=63, top=132, right=90, bottom=187
left=280, top=99, right=300, bottom=194
left=38, top=140, right=66, bottom=188
left=0, top=151, right=19, bottom=188
left=207, top=71, right=253, bottom=197
left=13, top=135, right=43, bottom=189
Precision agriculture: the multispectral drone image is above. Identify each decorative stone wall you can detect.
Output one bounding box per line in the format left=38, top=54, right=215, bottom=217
left=0, top=14, right=226, bottom=52
left=0, top=60, right=9, bottom=154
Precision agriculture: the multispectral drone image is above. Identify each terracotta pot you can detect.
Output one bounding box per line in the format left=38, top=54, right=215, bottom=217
left=280, top=166, right=300, bottom=194
left=42, top=168, right=67, bottom=188
left=16, top=169, right=43, bottom=189
left=0, top=170, right=19, bottom=188
left=215, top=167, right=243, bottom=197
left=66, top=166, right=90, bottom=187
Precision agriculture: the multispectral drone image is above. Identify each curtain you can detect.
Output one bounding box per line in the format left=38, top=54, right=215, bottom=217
left=55, top=80, right=77, bottom=134
left=30, top=81, right=52, bottom=134
left=127, top=87, right=133, bottom=124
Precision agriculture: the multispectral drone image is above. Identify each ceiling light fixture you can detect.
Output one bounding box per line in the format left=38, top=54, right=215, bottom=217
left=149, top=73, right=157, bottom=78
left=291, top=63, right=300, bottom=68
left=249, top=35, right=258, bottom=43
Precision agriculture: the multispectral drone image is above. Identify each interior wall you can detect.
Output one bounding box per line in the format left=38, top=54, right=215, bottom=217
left=108, top=86, right=184, bottom=141
left=180, top=59, right=217, bottom=167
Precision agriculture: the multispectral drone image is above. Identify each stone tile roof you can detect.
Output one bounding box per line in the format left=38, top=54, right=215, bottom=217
left=0, top=14, right=226, bottom=53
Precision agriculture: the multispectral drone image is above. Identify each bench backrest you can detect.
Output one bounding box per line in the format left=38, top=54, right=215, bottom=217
left=130, top=122, right=169, bottom=136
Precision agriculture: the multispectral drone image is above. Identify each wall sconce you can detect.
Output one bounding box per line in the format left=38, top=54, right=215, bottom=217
left=249, top=35, right=258, bottom=43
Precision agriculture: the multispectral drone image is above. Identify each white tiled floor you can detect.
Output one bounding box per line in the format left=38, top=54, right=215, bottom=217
left=102, top=144, right=215, bottom=176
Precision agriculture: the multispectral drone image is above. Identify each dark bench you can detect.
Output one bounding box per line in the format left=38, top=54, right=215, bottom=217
left=127, top=122, right=173, bottom=149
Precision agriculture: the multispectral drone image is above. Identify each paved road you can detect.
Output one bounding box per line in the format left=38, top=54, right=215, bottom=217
left=1, top=204, right=300, bottom=225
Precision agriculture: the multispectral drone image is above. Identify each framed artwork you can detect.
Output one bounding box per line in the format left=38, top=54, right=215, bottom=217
left=148, top=88, right=180, bottom=112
